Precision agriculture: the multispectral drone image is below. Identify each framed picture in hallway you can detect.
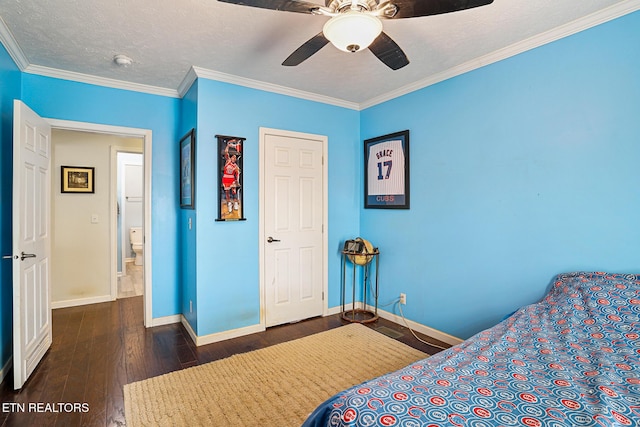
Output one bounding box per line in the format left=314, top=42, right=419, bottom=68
left=364, top=130, right=410, bottom=209
left=179, top=129, right=195, bottom=209
left=61, top=166, right=95, bottom=193
left=215, top=134, right=246, bottom=221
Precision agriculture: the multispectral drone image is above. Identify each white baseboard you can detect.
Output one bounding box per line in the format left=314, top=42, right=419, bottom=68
left=327, top=303, right=463, bottom=346
left=372, top=305, right=463, bottom=346
left=180, top=316, right=198, bottom=344
left=150, top=314, right=181, bottom=327
left=326, top=301, right=366, bottom=317
left=51, top=294, right=113, bottom=309
left=180, top=316, right=265, bottom=347
left=0, top=356, right=12, bottom=384
left=174, top=302, right=462, bottom=348
left=325, top=305, right=344, bottom=316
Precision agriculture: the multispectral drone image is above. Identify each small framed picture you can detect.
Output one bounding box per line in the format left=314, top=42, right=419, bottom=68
left=215, top=134, right=246, bottom=221
left=179, top=129, right=196, bottom=209
left=61, top=166, right=95, bottom=193
left=364, top=130, right=410, bottom=209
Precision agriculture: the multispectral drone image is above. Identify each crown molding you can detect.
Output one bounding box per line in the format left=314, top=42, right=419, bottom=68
left=3, top=1, right=638, bottom=108
left=360, top=0, right=640, bottom=110
left=0, top=15, right=29, bottom=69
left=177, top=66, right=199, bottom=98
left=0, top=16, right=180, bottom=98
left=23, top=64, right=180, bottom=98
left=191, top=66, right=360, bottom=110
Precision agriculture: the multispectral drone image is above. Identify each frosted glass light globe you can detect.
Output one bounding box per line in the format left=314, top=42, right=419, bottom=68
left=323, top=12, right=383, bottom=53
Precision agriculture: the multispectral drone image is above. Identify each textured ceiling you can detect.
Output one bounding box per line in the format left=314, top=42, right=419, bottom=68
left=0, top=0, right=638, bottom=108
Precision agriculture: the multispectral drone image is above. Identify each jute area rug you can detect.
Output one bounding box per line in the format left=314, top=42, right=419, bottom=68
left=124, top=323, right=427, bottom=427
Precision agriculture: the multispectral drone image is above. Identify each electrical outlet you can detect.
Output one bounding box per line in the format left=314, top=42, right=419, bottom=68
left=190, top=300, right=193, bottom=313
left=400, top=293, right=406, bottom=305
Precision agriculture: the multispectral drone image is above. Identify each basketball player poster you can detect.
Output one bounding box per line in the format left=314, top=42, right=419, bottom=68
left=215, top=134, right=246, bottom=221
left=364, top=130, right=410, bottom=209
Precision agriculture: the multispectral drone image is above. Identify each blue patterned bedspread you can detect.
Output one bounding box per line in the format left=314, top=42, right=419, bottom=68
left=303, top=272, right=640, bottom=427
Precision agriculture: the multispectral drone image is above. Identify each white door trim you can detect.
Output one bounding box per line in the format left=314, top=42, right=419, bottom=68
left=110, top=146, right=143, bottom=299
left=46, top=119, right=153, bottom=327
left=258, top=127, right=328, bottom=328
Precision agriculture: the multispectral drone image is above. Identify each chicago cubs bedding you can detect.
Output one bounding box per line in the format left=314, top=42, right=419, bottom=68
left=302, top=272, right=640, bottom=427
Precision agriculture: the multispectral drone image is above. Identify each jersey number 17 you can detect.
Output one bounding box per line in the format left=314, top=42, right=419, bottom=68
left=377, top=160, right=392, bottom=180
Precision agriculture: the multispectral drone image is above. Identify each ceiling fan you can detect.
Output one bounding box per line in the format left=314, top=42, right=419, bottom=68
left=218, top=0, right=494, bottom=70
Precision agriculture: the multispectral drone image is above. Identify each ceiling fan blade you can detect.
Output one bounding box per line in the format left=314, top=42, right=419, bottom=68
left=282, top=33, right=330, bottom=66
left=389, top=0, right=493, bottom=19
left=217, top=0, right=320, bottom=14
left=369, top=32, right=409, bottom=70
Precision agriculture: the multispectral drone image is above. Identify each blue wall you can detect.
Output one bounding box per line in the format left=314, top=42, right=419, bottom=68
left=0, top=44, right=21, bottom=370
left=21, top=75, right=182, bottom=319
left=0, top=52, right=361, bottom=371
left=180, top=81, right=198, bottom=330
left=1, top=9, right=639, bottom=375
left=360, top=11, right=640, bottom=339
left=192, top=79, right=360, bottom=335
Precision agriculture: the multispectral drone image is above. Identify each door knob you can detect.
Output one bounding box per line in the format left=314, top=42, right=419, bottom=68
left=267, top=237, right=281, bottom=243
left=20, top=252, right=36, bottom=261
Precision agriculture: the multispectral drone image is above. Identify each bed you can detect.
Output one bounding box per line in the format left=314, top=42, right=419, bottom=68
left=303, top=272, right=640, bottom=427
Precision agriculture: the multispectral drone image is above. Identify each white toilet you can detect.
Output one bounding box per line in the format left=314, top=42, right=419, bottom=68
left=129, top=227, right=144, bottom=266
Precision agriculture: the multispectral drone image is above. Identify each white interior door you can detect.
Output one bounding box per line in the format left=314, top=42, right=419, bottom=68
left=12, top=100, right=52, bottom=389
left=262, top=129, right=326, bottom=327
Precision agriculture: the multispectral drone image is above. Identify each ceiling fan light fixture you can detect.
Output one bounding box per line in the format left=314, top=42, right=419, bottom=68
left=322, top=12, right=382, bottom=53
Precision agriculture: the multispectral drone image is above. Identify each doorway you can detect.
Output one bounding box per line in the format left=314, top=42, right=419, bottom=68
left=259, top=127, right=328, bottom=327
left=48, top=119, right=153, bottom=327
left=116, top=151, right=144, bottom=299
left=11, top=103, right=153, bottom=389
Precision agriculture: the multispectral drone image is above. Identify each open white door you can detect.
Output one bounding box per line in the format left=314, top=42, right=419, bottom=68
left=12, top=100, right=52, bottom=389
left=261, top=128, right=327, bottom=327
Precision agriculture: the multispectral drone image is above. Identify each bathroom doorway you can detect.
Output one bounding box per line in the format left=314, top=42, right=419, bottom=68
left=117, top=151, right=144, bottom=299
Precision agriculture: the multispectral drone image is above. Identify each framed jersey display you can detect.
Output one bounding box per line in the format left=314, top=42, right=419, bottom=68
left=364, top=130, right=410, bottom=209
left=215, top=134, right=246, bottom=221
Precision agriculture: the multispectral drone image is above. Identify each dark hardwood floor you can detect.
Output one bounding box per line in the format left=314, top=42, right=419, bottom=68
left=0, top=297, right=449, bottom=427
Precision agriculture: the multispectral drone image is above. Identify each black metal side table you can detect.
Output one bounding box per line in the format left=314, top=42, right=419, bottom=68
left=340, top=248, right=379, bottom=323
